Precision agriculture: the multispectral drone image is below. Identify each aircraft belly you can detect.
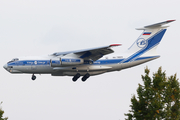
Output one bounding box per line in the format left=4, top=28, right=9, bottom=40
left=51, top=65, right=115, bottom=76
left=53, top=65, right=112, bottom=72
left=63, top=71, right=106, bottom=76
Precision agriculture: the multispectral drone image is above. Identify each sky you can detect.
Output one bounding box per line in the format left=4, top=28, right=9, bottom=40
left=0, top=0, right=180, bottom=120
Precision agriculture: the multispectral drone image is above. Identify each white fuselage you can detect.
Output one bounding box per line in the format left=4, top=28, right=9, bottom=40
left=3, top=54, right=159, bottom=76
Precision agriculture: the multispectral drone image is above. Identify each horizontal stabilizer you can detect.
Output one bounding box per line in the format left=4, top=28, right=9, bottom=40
left=136, top=20, right=175, bottom=30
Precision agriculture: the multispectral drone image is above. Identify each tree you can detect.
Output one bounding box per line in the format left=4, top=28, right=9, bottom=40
left=0, top=102, right=8, bottom=120
left=125, top=67, right=180, bottom=120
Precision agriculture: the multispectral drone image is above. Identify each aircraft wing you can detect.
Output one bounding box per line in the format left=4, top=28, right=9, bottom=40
left=52, top=44, right=121, bottom=61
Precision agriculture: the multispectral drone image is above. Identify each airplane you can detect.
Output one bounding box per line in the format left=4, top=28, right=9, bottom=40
left=3, top=20, right=175, bottom=82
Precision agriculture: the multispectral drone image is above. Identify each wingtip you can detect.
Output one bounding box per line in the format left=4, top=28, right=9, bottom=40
left=110, top=44, right=122, bottom=47
left=167, top=20, right=175, bottom=22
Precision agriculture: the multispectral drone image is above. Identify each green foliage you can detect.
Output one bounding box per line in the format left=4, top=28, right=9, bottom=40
left=125, top=67, right=180, bottom=120
left=0, top=102, right=8, bottom=120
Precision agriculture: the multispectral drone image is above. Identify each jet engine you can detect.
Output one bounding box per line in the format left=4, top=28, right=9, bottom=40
left=50, top=57, right=84, bottom=67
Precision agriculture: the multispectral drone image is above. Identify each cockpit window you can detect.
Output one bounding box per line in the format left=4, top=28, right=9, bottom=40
left=52, top=53, right=57, bottom=56
left=7, top=58, right=19, bottom=63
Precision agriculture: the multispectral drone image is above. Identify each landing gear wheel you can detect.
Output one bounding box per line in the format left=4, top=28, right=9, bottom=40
left=82, top=73, right=90, bottom=82
left=32, top=74, right=36, bottom=80
left=72, top=73, right=81, bottom=82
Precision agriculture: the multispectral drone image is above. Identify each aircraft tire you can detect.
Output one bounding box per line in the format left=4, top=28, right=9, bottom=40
left=32, top=75, right=36, bottom=80
left=82, top=73, right=90, bottom=82
left=72, top=73, right=81, bottom=82
left=72, top=77, right=78, bottom=82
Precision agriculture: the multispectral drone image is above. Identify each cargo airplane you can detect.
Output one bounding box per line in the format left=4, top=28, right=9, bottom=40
left=3, top=20, right=175, bottom=81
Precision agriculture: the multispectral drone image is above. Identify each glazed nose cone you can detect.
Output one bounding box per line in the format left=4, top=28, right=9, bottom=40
left=3, top=64, right=7, bottom=70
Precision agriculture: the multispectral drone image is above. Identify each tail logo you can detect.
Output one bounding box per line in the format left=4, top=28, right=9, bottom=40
left=136, top=38, right=147, bottom=48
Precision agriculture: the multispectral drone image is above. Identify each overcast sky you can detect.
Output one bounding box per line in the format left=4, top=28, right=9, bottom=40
left=0, top=0, right=180, bottom=120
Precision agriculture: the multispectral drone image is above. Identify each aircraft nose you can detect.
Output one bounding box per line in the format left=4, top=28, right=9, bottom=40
left=3, top=64, right=7, bottom=70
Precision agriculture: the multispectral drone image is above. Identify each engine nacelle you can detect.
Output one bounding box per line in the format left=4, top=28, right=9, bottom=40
left=50, top=57, right=84, bottom=67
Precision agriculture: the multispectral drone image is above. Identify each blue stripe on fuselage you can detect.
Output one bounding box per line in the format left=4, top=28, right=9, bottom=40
left=7, top=56, right=159, bottom=67
left=8, top=60, right=50, bottom=66
left=93, top=59, right=124, bottom=65
left=92, top=56, right=159, bottom=65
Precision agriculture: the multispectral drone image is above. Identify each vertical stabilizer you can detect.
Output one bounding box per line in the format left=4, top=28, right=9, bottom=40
left=123, top=20, right=175, bottom=62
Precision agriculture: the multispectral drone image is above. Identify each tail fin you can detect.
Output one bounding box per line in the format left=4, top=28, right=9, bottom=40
left=125, top=20, right=175, bottom=62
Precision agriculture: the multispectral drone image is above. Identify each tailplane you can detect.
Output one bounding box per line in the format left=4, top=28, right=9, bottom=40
left=124, top=20, right=175, bottom=62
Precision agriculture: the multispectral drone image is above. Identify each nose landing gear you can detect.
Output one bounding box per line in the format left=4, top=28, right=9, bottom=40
left=32, top=74, right=36, bottom=80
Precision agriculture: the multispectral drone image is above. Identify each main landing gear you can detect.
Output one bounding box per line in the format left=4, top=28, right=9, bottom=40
left=82, top=73, right=90, bottom=82
left=72, top=73, right=81, bottom=82
left=32, top=74, right=36, bottom=80
left=72, top=73, right=90, bottom=82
